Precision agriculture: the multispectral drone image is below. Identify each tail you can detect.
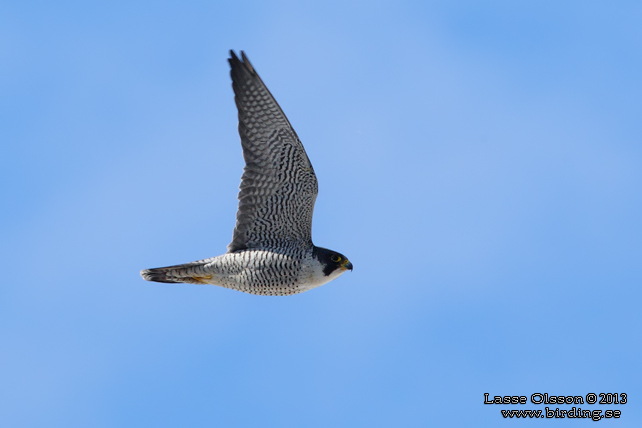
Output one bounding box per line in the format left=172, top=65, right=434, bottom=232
left=140, top=259, right=215, bottom=284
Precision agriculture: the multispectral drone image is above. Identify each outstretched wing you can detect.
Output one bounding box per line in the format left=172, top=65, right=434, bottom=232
left=227, top=51, right=318, bottom=253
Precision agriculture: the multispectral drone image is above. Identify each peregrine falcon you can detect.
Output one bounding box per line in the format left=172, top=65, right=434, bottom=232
left=141, top=51, right=352, bottom=296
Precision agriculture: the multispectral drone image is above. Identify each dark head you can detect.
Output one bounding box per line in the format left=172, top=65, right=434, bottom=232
left=314, top=246, right=353, bottom=276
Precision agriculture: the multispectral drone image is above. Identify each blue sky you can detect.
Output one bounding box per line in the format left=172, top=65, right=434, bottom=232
left=2, top=1, right=641, bottom=426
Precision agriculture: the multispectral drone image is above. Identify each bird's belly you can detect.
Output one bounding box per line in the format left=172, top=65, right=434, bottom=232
left=204, top=250, right=316, bottom=296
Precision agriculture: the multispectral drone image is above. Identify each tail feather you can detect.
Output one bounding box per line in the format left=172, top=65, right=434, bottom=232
left=140, top=259, right=214, bottom=284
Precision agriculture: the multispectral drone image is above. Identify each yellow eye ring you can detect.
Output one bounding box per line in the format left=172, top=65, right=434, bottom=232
left=331, top=255, right=342, bottom=262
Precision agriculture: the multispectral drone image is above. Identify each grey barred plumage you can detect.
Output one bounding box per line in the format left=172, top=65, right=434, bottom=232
left=140, top=51, right=352, bottom=296
left=228, top=52, right=317, bottom=253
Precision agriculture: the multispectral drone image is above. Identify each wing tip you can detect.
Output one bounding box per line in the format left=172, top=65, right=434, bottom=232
left=229, top=49, right=256, bottom=75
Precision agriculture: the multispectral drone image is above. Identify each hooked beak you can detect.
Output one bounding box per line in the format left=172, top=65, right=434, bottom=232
left=342, top=260, right=353, bottom=271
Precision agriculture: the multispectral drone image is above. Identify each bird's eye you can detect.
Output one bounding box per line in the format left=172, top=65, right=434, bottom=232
left=331, top=255, right=341, bottom=262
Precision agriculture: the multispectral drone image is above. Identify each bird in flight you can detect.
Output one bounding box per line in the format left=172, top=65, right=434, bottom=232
left=141, top=51, right=352, bottom=295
